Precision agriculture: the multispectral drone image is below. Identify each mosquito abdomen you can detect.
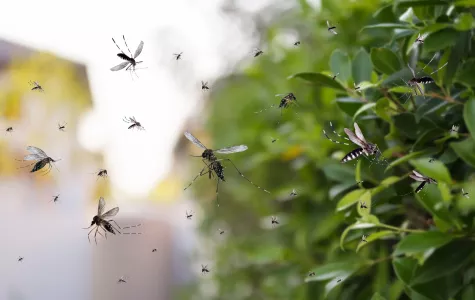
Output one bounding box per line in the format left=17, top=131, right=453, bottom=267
left=117, top=53, right=132, bottom=62
left=341, top=148, right=364, bottom=163
left=103, top=222, right=116, bottom=234
left=417, top=76, right=434, bottom=84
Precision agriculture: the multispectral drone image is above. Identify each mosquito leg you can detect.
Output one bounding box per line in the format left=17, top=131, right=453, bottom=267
left=254, top=104, right=276, bottom=114
left=108, top=220, right=122, bottom=233
left=215, top=178, right=220, bottom=207
left=184, top=166, right=207, bottom=191
left=87, top=226, right=97, bottom=243
left=217, top=158, right=271, bottom=194
left=94, top=227, right=101, bottom=245
left=112, top=37, right=125, bottom=54
left=122, top=35, right=133, bottom=58
left=16, top=162, right=37, bottom=169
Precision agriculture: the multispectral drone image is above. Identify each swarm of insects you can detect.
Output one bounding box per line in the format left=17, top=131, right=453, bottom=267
left=123, top=116, right=144, bottom=130
left=58, top=122, right=67, bottom=132
left=173, top=52, right=183, bottom=60
left=29, top=81, right=43, bottom=92
left=51, top=194, right=60, bottom=204
left=323, top=122, right=381, bottom=164
left=183, top=131, right=269, bottom=205
left=186, top=210, right=193, bottom=220
left=326, top=20, right=337, bottom=35
left=201, top=264, right=210, bottom=274
left=17, top=146, right=60, bottom=175
left=253, top=48, right=264, bottom=57
left=6, top=127, right=13, bottom=134
left=83, top=197, right=120, bottom=244
left=410, top=170, right=437, bottom=194
left=201, top=81, right=209, bottom=90
left=110, top=35, right=145, bottom=79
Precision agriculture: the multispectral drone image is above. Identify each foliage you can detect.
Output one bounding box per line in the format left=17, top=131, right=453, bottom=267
left=187, top=1, right=475, bottom=299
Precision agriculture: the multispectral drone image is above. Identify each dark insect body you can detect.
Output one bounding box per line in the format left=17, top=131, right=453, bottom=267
left=173, top=52, right=183, bottom=60
left=201, top=265, right=210, bottom=274
left=323, top=122, right=380, bottom=164
left=271, top=216, right=279, bottom=227
left=294, top=41, right=301, bottom=46
left=51, top=194, right=60, bottom=204
left=253, top=48, right=263, bottom=57
left=152, top=249, right=157, bottom=252
left=29, top=81, right=44, bottom=92
left=95, top=169, right=108, bottom=180
left=337, top=278, right=342, bottom=283
left=6, top=127, right=13, bottom=134
left=184, top=131, right=269, bottom=205
left=58, top=122, right=67, bottom=132
left=186, top=210, right=193, bottom=220
left=332, top=73, right=339, bottom=80
left=254, top=93, right=299, bottom=123
left=410, top=170, right=437, bottom=194
left=83, top=197, right=121, bottom=244
left=415, top=33, right=425, bottom=44
left=462, top=188, right=469, bottom=199
left=361, top=235, right=368, bottom=242
left=110, top=35, right=145, bottom=79
left=117, top=276, right=127, bottom=284
left=218, top=229, right=225, bottom=235
left=360, top=201, right=367, bottom=209
left=290, top=189, right=297, bottom=197
left=201, top=81, right=209, bottom=90
left=308, top=272, right=315, bottom=277
left=18, top=256, right=24, bottom=262
left=17, top=146, right=60, bottom=175
left=123, top=116, right=144, bottom=130
left=326, top=21, right=337, bottom=34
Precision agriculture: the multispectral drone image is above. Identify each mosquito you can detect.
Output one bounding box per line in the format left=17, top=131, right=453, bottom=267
left=415, top=33, right=425, bottom=44
left=183, top=131, right=270, bottom=204
left=337, top=278, right=342, bottom=283
left=323, top=122, right=381, bottom=164
left=404, top=53, right=448, bottom=99
left=354, top=82, right=361, bottom=93
left=271, top=137, right=278, bottom=143
left=110, top=35, right=145, bottom=79
left=173, top=52, right=183, bottom=60
left=409, top=170, right=437, bottom=194
left=58, top=122, right=67, bottom=132
left=218, top=229, right=225, bottom=235
left=450, top=125, right=459, bottom=135
left=93, top=169, right=108, bottom=180
left=294, top=41, right=301, bottom=46
left=6, top=127, right=13, bottom=134
left=253, top=48, right=264, bottom=57
left=51, top=194, right=60, bottom=204
left=16, top=146, right=60, bottom=175
left=117, top=276, right=127, bottom=284
left=359, top=201, right=367, bottom=209
left=18, top=257, right=24, bottom=262
left=123, top=116, right=144, bottom=130
left=308, top=271, right=315, bottom=277
left=361, top=235, right=368, bottom=242
left=429, top=157, right=436, bottom=163
left=290, top=189, right=297, bottom=197
left=201, top=81, right=209, bottom=90
left=186, top=210, right=193, bottom=220
left=83, top=197, right=121, bottom=244
left=327, top=20, right=337, bottom=35
left=462, top=188, right=469, bottom=198
left=29, top=81, right=43, bottom=92
left=152, top=248, right=157, bottom=252
left=201, top=265, right=210, bottom=274
left=254, top=93, right=299, bottom=123
left=271, top=216, right=279, bottom=227
left=332, top=73, right=339, bottom=80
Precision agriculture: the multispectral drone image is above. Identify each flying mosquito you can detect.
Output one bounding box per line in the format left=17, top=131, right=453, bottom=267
left=51, top=194, right=60, bottom=204
left=271, top=216, right=279, bottom=227
left=361, top=234, right=368, bottom=242
left=83, top=197, right=120, bottom=244
left=359, top=201, right=367, bottom=209
left=308, top=271, right=315, bottom=277
left=409, top=170, right=437, bottom=194
left=462, top=188, right=469, bottom=198
left=323, top=122, right=381, bottom=164
left=201, top=81, right=210, bottom=90
left=294, top=41, right=301, bottom=46
left=254, top=93, right=298, bottom=123
left=450, top=125, right=459, bottom=135
left=183, top=131, right=270, bottom=204
left=29, top=81, right=43, bottom=92
left=201, top=265, right=210, bottom=274
left=327, top=20, right=337, bottom=35
left=93, top=169, right=108, bottom=180
left=110, top=35, right=145, bottom=79
left=123, top=116, right=144, bottom=130
left=429, top=157, right=436, bottom=163
left=218, top=229, right=225, bottom=235
left=271, top=137, right=278, bottom=143
left=58, top=122, right=67, bottom=132
left=6, top=127, right=13, bottom=134
left=253, top=48, right=264, bottom=57
left=402, top=53, right=448, bottom=99
left=354, top=82, right=361, bottom=93
left=173, top=52, right=183, bottom=60
left=415, top=33, right=425, bottom=44
left=152, top=248, right=157, bottom=252
left=16, top=146, right=60, bottom=175
left=18, top=256, right=24, bottom=262
left=337, top=278, right=342, bottom=283
left=290, top=189, right=297, bottom=197
left=332, top=73, right=339, bottom=80
left=117, top=276, right=127, bottom=284
left=186, top=210, right=193, bottom=220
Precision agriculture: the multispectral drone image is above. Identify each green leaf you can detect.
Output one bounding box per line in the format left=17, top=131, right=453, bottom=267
left=322, top=163, right=355, bottom=182
left=450, top=138, right=475, bottom=168
left=357, top=191, right=372, bottom=217
left=423, top=29, right=459, bottom=52
left=336, top=97, right=364, bottom=117
left=336, top=189, right=366, bottom=211
left=415, top=184, right=454, bottom=226
left=455, top=59, right=475, bottom=87
left=352, top=48, right=373, bottom=84
left=393, top=257, right=418, bottom=285
left=330, top=49, right=351, bottom=82
left=371, top=292, right=387, bottom=300
left=356, top=230, right=396, bottom=252
left=410, top=158, right=452, bottom=183
left=454, top=13, right=473, bottom=31
left=464, top=98, right=475, bottom=140
left=394, top=0, right=452, bottom=10
left=305, top=260, right=364, bottom=282
left=385, top=151, right=432, bottom=171
left=393, top=231, right=453, bottom=256
left=340, top=221, right=378, bottom=250
left=371, top=48, right=401, bottom=75
left=353, top=102, right=376, bottom=120
left=288, top=72, right=346, bottom=91
left=361, top=23, right=411, bottom=31
left=455, top=0, right=475, bottom=6
left=411, top=240, right=475, bottom=285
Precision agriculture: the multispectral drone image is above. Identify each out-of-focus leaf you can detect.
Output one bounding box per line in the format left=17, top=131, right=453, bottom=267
left=361, top=23, right=411, bottom=31
left=371, top=48, right=401, bottom=75
left=385, top=151, right=431, bottom=171
left=375, top=98, right=392, bottom=122
left=340, top=221, right=378, bottom=250
left=352, top=48, right=373, bottom=84
left=393, top=231, right=453, bottom=256
left=454, top=13, right=473, bottom=31
left=289, top=72, right=346, bottom=91
left=394, top=0, right=451, bottom=11
left=336, top=97, right=364, bottom=116
left=336, top=189, right=366, bottom=211
left=455, top=0, right=475, bottom=6
left=415, top=185, right=454, bottom=226
left=423, top=29, right=459, bottom=52
left=305, top=260, right=364, bottom=282
left=322, top=163, right=355, bottom=182
left=353, top=102, right=376, bottom=120
left=410, top=158, right=452, bottom=183
left=370, top=292, right=387, bottom=300
left=411, top=240, right=475, bottom=285
left=330, top=49, right=351, bottom=82
left=393, top=257, right=418, bottom=285
left=450, top=138, right=475, bottom=167
left=464, top=98, right=475, bottom=140
left=356, top=230, right=396, bottom=252
left=455, top=59, right=475, bottom=87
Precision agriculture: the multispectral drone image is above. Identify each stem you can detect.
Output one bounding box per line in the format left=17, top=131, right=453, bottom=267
left=378, top=223, right=425, bottom=233
left=426, top=92, right=463, bottom=104
left=383, top=89, right=406, bottom=112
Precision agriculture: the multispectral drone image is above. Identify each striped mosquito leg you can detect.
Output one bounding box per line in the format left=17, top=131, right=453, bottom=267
left=255, top=104, right=276, bottom=114
left=108, top=219, right=122, bottom=230
left=122, top=223, right=142, bottom=235
left=218, top=158, right=271, bottom=194
left=329, top=122, right=350, bottom=142
left=184, top=166, right=208, bottom=191
left=323, top=122, right=350, bottom=145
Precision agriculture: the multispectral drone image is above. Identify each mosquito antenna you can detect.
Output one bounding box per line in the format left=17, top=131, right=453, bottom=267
left=122, top=35, right=133, bottom=58
left=429, top=62, right=448, bottom=75
left=112, top=38, right=125, bottom=54
left=418, top=53, right=438, bottom=75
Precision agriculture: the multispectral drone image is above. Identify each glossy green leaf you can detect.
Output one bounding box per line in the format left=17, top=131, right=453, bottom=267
left=352, top=48, right=373, bottom=84
left=340, top=221, right=378, bottom=250
left=330, top=49, right=351, bottom=82
left=336, top=97, right=364, bottom=117
left=289, top=72, right=346, bottom=91
left=411, top=240, right=475, bottom=285
left=464, top=98, right=475, bottom=140
left=455, top=0, right=475, bottom=6
left=385, top=150, right=432, bottom=171
left=451, top=138, right=475, bottom=168
left=336, top=189, right=366, bottom=211
left=356, top=230, right=396, bottom=252
left=410, top=158, right=452, bottom=183
left=454, top=13, right=473, bottom=31
left=353, top=102, right=376, bottom=120
left=394, top=231, right=453, bottom=256
left=393, top=257, right=418, bottom=285
left=455, top=59, right=475, bottom=87
left=423, top=29, right=459, bottom=52
left=357, top=191, right=372, bottom=217
left=371, top=48, right=401, bottom=75
left=415, top=184, right=454, bottom=226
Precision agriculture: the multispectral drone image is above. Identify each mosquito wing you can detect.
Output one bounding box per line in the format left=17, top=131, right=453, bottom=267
left=22, top=154, right=44, bottom=161
left=98, top=197, right=106, bottom=215
left=110, top=61, right=130, bottom=71
left=343, top=128, right=365, bottom=148
left=326, top=20, right=331, bottom=28
left=409, top=170, right=426, bottom=181
left=101, top=207, right=119, bottom=218
left=353, top=123, right=367, bottom=143
left=184, top=131, right=207, bottom=149
left=26, top=146, right=48, bottom=158
left=134, top=41, right=144, bottom=58
left=215, top=145, right=248, bottom=154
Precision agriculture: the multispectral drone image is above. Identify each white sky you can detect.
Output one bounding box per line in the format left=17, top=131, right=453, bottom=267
left=0, top=0, right=276, bottom=198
